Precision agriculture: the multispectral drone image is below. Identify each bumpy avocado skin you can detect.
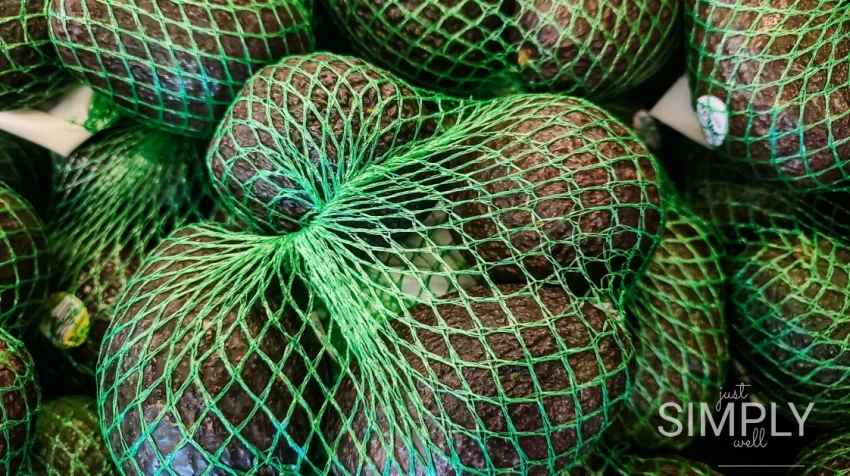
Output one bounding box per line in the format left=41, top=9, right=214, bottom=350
left=30, top=396, right=115, bottom=475
left=98, top=229, right=322, bottom=475
left=0, top=0, right=66, bottom=109
left=0, top=328, right=40, bottom=475
left=325, top=284, right=632, bottom=475
left=49, top=0, right=313, bottom=136
left=0, top=186, right=49, bottom=333
left=448, top=97, right=661, bottom=287
left=208, top=53, right=437, bottom=233
left=729, top=229, right=850, bottom=425
left=616, top=203, right=728, bottom=449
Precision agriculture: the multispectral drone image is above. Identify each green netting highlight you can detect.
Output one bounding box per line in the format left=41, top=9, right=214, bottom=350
left=0, top=0, right=68, bottom=109
left=685, top=148, right=850, bottom=427
left=29, top=396, right=116, bottom=475
left=324, top=0, right=679, bottom=98
left=0, top=181, right=49, bottom=334
left=686, top=0, right=850, bottom=191
left=33, top=122, right=219, bottom=392
left=789, top=431, right=850, bottom=475
left=615, top=189, right=728, bottom=450
left=48, top=0, right=315, bottom=137
left=96, top=52, right=667, bottom=474
left=0, top=327, right=40, bottom=476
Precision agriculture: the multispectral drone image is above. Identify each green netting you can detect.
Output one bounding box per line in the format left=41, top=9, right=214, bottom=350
left=33, top=122, right=219, bottom=392
left=600, top=100, right=663, bottom=153
left=686, top=0, right=850, bottom=191
left=48, top=0, right=315, bottom=137
left=0, top=0, right=68, bottom=109
left=684, top=149, right=850, bottom=427
left=324, top=0, right=679, bottom=98
left=29, top=396, right=116, bottom=475
left=0, top=326, right=40, bottom=476
left=614, top=190, right=728, bottom=450
left=789, top=431, right=850, bottom=476
left=0, top=181, right=49, bottom=334
left=0, top=131, right=52, bottom=216
left=96, top=52, right=667, bottom=474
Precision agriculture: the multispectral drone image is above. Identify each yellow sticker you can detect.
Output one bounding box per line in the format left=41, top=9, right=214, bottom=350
left=40, top=293, right=90, bottom=350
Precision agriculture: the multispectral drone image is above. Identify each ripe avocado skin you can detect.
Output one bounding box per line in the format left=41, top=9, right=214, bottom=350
left=729, top=229, right=850, bottom=425
left=0, top=186, right=49, bottom=333
left=448, top=97, right=661, bottom=287
left=98, top=228, right=322, bottom=475
left=49, top=0, right=313, bottom=136
left=789, top=432, right=850, bottom=476
left=30, top=396, right=116, bottom=476
left=324, top=284, right=632, bottom=475
left=0, top=327, right=40, bottom=475
left=208, top=53, right=437, bottom=234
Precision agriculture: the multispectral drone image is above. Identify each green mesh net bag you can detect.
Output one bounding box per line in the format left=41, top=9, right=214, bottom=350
left=0, top=181, right=49, bottom=334
left=0, top=326, right=40, bottom=475
left=48, top=0, right=315, bottom=137
left=0, top=0, right=68, bottom=109
left=684, top=150, right=850, bottom=427
left=96, top=52, right=666, bottom=474
left=32, top=122, right=219, bottom=392
left=789, top=431, right=850, bottom=476
left=324, top=0, right=679, bottom=98
left=0, top=131, right=52, bottom=216
left=613, top=187, right=728, bottom=450
left=686, top=0, right=850, bottom=191
left=29, top=396, right=116, bottom=475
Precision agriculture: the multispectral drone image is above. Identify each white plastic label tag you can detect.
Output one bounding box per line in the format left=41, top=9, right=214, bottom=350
left=649, top=75, right=714, bottom=149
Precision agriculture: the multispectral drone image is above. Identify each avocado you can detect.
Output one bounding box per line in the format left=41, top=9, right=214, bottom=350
left=30, top=396, right=116, bottom=475
left=208, top=53, right=438, bottom=234
left=98, top=227, right=322, bottom=474
left=0, top=183, right=49, bottom=333
left=511, top=0, right=679, bottom=98
left=326, top=0, right=508, bottom=93
left=729, top=228, right=850, bottom=426
left=789, top=432, right=850, bottom=476
left=0, top=132, right=52, bottom=215
left=324, top=283, right=633, bottom=474
left=686, top=0, right=850, bottom=190
left=616, top=200, right=728, bottom=449
left=48, top=0, right=314, bottom=136
left=447, top=96, right=662, bottom=289
left=0, top=327, right=40, bottom=475
left=0, top=0, right=66, bottom=109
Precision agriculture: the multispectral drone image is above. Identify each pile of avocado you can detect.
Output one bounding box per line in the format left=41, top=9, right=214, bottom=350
left=2, top=0, right=850, bottom=473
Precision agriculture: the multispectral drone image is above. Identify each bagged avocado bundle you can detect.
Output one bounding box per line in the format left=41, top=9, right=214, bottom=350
left=0, top=0, right=68, bottom=109
left=97, top=52, right=665, bottom=474
left=325, top=0, right=679, bottom=99
left=48, top=0, right=315, bottom=137
left=0, top=181, right=49, bottom=334
left=29, top=396, right=116, bottom=475
left=789, top=431, right=850, bottom=475
left=35, top=122, right=218, bottom=392
left=0, top=326, right=40, bottom=476
left=686, top=0, right=850, bottom=191
left=613, top=181, right=729, bottom=450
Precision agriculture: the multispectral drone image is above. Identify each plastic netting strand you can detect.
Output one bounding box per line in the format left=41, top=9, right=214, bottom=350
left=615, top=192, right=729, bottom=450
left=685, top=149, right=850, bottom=427
left=29, top=396, right=117, bottom=475
left=0, top=181, right=49, bottom=334
left=0, top=0, right=67, bottom=109
left=0, top=327, right=40, bottom=476
left=789, top=431, right=850, bottom=475
left=36, top=122, right=218, bottom=391
left=48, top=0, right=316, bottom=136
left=686, top=0, right=850, bottom=191
left=324, top=0, right=679, bottom=98
left=96, top=52, right=666, bottom=475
